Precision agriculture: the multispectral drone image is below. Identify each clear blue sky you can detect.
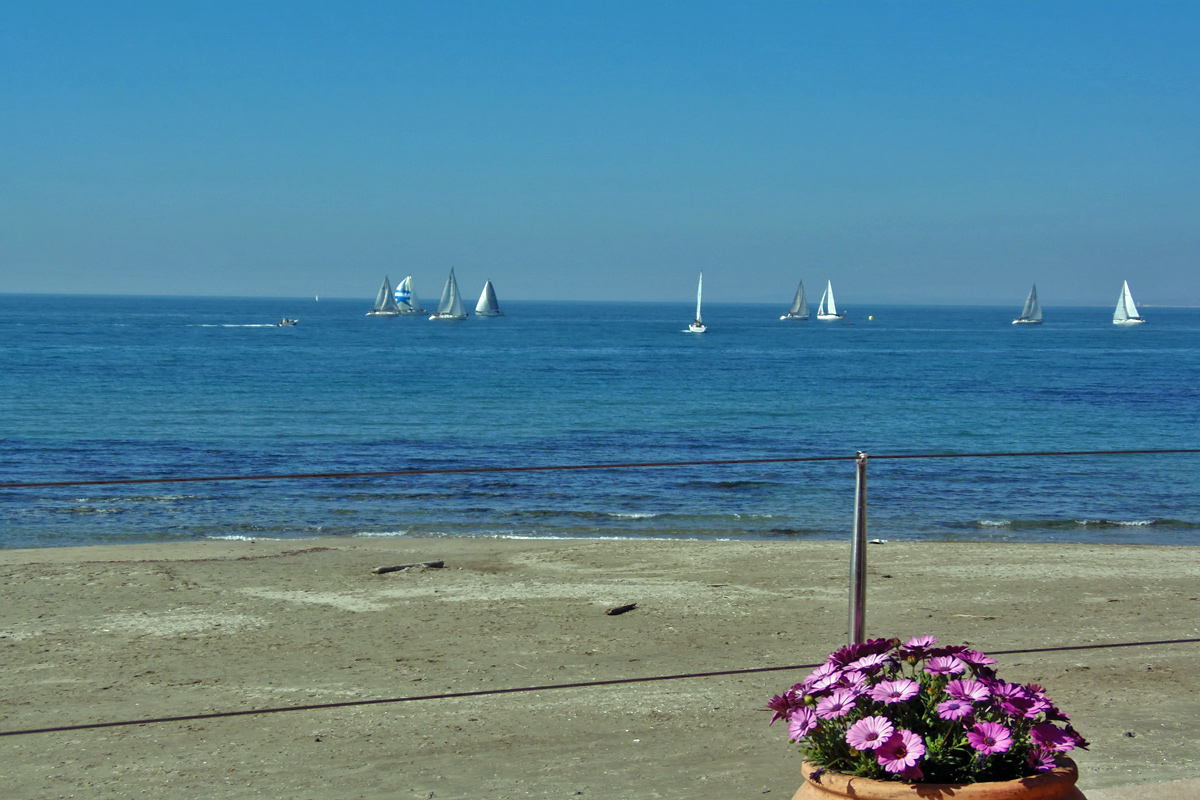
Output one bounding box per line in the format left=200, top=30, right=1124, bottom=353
left=3, top=1, right=1199, bottom=305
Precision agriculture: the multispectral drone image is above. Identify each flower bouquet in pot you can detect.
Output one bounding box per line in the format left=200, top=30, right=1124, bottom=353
left=768, top=636, right=1088, bottom=788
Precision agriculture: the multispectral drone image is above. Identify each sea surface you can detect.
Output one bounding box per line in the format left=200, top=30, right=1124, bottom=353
left=2, top=294, right=1199, bottom=549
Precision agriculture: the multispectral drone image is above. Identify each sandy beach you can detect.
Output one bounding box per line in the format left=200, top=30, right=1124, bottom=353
left=2, top=537, right=1198, bottom=799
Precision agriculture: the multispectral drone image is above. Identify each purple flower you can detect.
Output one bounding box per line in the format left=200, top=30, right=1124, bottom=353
left=1023, top=695, right=1052, bottom=718
left=961, top=649, right=998, bottom=667
left=1044, top=704, right=1071, bottom=723
left=837, top=669, right=870, bottom=695
left=898, top=765, right=925, bottom=782
left=827, top=638, right=897, bottom=667
left=967, top=721, right=1013, bottom=755
left=997, top=695, right=1034, bottom=717
left=868, top=679, right=920, bottom=704
left=988, top=681, right=1026, bottom=702
left=848, top=653, right=891, bottom=673
left=1064, top=725, right=1091, bottom=751
left=924, top=656, right=966, bottom=676
left=1026, top=746, right=1058, bottom=773
left=1020, top=683, right=1053, bottom=717
left=988, top=681, right=1034, bottom=716
left=802, top=661, right=839, bottom=683
left=846, top=716, right=895, bottom=751
left=807, top=671, right=843, bottom=694
left=944, top=679, right=990, bottom=703
left=815, top=689, right=857, bottom=719
left=766, top=690, right=802, bottom=725
left=876, top=729, right=926, bottom=773
left=936, top=697, right=974, bottom=720
left=787, top=706, right=818, bottom=740
left=1031, top=723, right=1075, bottom=753
left=899, top=635, right=937, bottom=661
left=800, top=662, right=841, bottom=693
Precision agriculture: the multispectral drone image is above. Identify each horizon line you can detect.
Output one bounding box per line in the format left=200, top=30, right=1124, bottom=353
left=1, top=292, right=1195, bottom=309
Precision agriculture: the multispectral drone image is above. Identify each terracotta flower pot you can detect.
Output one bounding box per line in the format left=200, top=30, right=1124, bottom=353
left=792, top=759, right=1086, bottom=800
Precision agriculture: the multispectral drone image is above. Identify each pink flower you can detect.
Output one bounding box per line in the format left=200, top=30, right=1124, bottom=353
left=924, top=656, right=966, bottom=676
left=868, top=679, right=919, bottom=704
left=801, top=661, right=840, bottom=690
left=936, top=697, right=973, bottom=720
left=899, top=635, right=937, bottom=660
left=876, top=729, right=926, bottom=773
left=988, top=681, right=1032, bottom=715
left=961, top=649, right=997, bottom=666
left=848, top=653, right=891, bottom=672
left=967, top=721, right=1013, bottom=755
left=787, top=706, right=818, bottom=740
left=807, top=671, right=843, bottom=694
left=1027, top=746, right=1058, bottom=773
left=1031, top=723, right=1076, bottom=753
left=1064, top=725, right=1090, bottom=751
left=837, top=670, right=870, bottom=695
left=1045, top=703, right=1071, bottom=723
left=845, top=716, right=895, bottom=751
left=998, top=695, right=1034, bottom=717
left=827, top=638, right=896, bottom=667
left=988, top=681, right=1025, bottom=702
left=944, top=679, right=990, bottom=703
left=815, top=689, right=857, bottom=719
left=1023, top=695, right=1052, bottom=718
left=767, top=690, right=802, bottom=726
left=898, top=765, right=925, bottom=782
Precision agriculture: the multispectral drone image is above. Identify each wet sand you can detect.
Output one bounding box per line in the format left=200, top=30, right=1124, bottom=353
left=2, top=538, right=1198, bottom=799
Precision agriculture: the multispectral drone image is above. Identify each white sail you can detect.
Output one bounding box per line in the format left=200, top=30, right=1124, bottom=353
left=1113, top=280, right=1145, bottom=325
left=430, top=268, right=468, bottom=320
left=393, top=276, right=426, bottom=314
left=781, top=281, right=809, bottom=320
left=816, top=281, right=843, bottom=319
left=475, top=280, right=503, bottom=316
left=686, top=272, right=706, bottom=333
left=367, top=276, right=402, bottom=316
left=1013, top=284, right=1042, bottom=324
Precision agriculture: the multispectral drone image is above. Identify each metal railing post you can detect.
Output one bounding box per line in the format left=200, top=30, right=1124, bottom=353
left=849, top=451, right=868, bottom=645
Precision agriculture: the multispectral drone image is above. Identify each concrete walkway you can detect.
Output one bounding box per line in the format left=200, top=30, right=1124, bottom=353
left=1085, top=779, right=1200, bottom=799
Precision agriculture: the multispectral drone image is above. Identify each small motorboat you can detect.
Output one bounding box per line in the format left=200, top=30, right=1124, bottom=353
left=278, top=318, right=298, bottom=327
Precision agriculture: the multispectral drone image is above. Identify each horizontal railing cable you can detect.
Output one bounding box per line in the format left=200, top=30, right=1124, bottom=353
left=1, top=636, right=1196, bottom=738
left=2, top=448, right=1199, bottom=490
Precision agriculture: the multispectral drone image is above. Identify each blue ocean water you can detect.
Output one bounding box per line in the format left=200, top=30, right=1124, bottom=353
left=2, top=293, right=1199, bottom=549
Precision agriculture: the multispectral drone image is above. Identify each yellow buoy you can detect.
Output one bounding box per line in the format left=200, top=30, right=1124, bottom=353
left=868, top=315, right=874, bottom=321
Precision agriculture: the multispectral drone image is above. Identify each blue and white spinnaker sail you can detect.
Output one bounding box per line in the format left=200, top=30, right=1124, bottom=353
left=393, top=276, right=425, bottom=314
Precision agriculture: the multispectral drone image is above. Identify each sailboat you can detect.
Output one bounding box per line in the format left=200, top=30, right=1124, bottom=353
left=366, top=276, right=402, bottom=316
left=475, top=280, right=504, bottom=317
left=1012, top=284, right=1043, bottom=325
left=685, top=273, right=706, bottom=333
left=780, top=281, right=810, bottom=321
left=1113, top=280, right=1146, bottom=326
left=392, top=276, right=427, bottom=314
left=429, top=268, right=468, bottom=320
left=816, top=281, right=844, bottom=320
